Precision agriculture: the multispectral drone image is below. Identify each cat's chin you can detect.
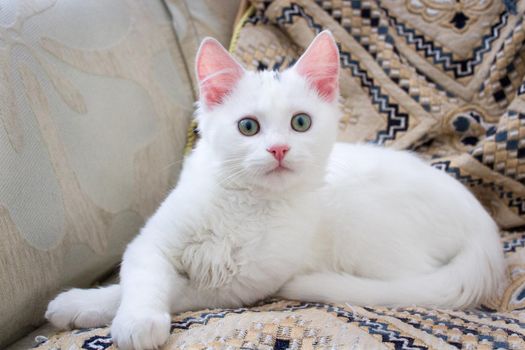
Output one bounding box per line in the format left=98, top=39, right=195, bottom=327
left=252, top=171, right=323, bottom=195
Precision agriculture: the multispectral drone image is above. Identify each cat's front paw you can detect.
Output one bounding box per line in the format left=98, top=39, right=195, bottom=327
left=111, top=309, right=171, bottom=350
left=45, top=288, right=114, bottom=329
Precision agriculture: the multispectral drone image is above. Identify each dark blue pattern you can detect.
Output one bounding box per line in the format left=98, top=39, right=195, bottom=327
left=174, top=302, right=428, bottom=349
left=274, top=339, right=290, bottom=349
left=276, top=3, right=409, bottom=144
left=82, top=335, right=112, bottom=350
left=364, top=307, right=523, bottom=349
left=432, top=160, right=525, bottom=215
left=314, top=0, right=455, bottom=101
left=172, top=306, right=252, bottom=330
left=503, top=233, right=525, bottom=254
left=379, top=5, right=509, bottom=79
left=328, top=306, right=428, bottom=349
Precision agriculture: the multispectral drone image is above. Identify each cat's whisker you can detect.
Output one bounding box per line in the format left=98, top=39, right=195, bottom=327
left=217, top=167, right=248, bottom=188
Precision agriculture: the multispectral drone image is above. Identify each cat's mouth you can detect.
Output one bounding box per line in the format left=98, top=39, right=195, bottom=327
left=266, top=164, right=293, bottom=175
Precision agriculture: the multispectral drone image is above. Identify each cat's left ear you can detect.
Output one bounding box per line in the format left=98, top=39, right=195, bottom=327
left=294, top=30, right=340, bottom=102
left=196, top=38, right=245, bottom=109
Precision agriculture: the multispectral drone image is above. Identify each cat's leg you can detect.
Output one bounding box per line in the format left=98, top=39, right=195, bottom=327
left=46, top=284, right=121, bottom=329
left=169, top=285, right=244, bottom=313
left=110, top=232, right=181, bottom=350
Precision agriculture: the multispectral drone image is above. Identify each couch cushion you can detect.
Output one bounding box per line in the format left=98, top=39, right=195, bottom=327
left=0, top=0, right=193, bottom=347
left=5, top=324, right=57, bottom=350
left=164, top=0, right=241, bottom=91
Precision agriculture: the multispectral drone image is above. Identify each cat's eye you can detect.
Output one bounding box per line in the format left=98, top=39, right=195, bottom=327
left=291, top=113, right=312, bottom=132
left=238, top=117, right=260, bottom=136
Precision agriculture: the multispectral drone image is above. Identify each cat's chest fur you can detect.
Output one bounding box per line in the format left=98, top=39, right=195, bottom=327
left=177, top=187, right=316, bottom=291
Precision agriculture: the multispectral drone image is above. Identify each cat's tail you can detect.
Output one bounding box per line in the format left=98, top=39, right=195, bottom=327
left=46, top=284, right=121, bottom=329
left=279, top=238, right=505, bottom=308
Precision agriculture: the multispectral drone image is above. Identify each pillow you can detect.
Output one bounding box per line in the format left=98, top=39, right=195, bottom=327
left=0, top=0, right=193, bottom=346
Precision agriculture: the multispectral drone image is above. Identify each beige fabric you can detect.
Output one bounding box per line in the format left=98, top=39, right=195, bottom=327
left=0, top=0, right=193, bottom=347
left=5, top=324, right=56, bottom=350
left=25, top=300, right=525, bottom=350
left=5, top=274, right=120, bottom=350
left=164, top=0, right=240, bottom=91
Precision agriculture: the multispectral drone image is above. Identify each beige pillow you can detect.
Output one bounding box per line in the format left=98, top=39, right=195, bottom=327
left=0, top=0, right=193, bottom=346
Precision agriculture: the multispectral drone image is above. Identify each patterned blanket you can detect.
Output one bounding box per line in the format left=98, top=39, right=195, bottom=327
left=37, top=0, right=525, bottom=349
left=34, top=300, right=525, bottom=349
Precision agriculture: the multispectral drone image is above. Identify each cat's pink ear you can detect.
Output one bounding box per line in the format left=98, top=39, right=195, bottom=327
left=294, top=31, right=340, bottom=102
left=196, top=38, right=245, bottom=109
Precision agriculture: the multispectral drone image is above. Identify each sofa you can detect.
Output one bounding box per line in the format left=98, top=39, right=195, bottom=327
left=2, top=0, right=525, bottom=349
left=0, top=0, right=239, bottom=348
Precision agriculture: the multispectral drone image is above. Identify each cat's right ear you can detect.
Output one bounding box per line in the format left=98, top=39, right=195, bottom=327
left=196, top=38, right=245, bottom=109
left=293, top=31, right=340, bottom=102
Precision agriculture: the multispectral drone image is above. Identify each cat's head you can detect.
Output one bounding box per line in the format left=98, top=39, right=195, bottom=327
left=194, top=31, right=341, bottom=193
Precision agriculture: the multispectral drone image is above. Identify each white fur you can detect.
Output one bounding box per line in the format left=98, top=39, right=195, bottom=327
left=46, top=32, right=505, bottom=350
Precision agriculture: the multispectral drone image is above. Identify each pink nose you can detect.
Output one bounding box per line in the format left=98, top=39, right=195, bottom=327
left=267, top=145, right=290, bottom=162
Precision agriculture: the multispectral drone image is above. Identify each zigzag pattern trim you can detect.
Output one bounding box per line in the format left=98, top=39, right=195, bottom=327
left=364, top=307, right=522, bottom=343
left=462, top=308, right=525, bottom=326
left=171, top=306, right=251, bottom=330
left=313, top=1, right=455, bottom=99
left=328, top=306, right=427, bottom=350
left=339, top=51, right=410, bottom=143
left=276, top=3, right=409, bottom=144
left=275, top=2, right=322, bottom=31
left=432, top=160, right=525, bottom=215
left=360, top=309, right=460, bottom=348
left=379, top=4, right=509, bottom=78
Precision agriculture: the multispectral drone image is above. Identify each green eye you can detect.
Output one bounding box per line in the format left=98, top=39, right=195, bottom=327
left=291, top=113, right=312, bottom=132
left=238, top=117, right=260, bottom=136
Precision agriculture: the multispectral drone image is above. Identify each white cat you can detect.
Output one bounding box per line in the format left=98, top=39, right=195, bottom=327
left=45, top=31, right=505, bottom=350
